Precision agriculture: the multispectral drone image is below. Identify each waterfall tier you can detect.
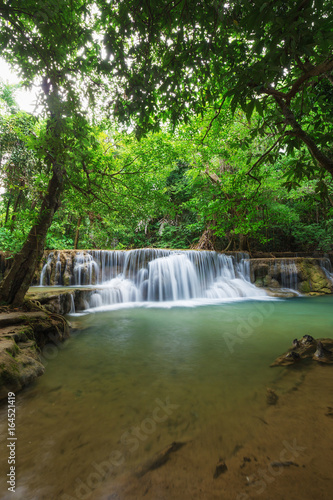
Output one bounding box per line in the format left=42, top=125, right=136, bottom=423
left=39, top=249, right=266, bottom=308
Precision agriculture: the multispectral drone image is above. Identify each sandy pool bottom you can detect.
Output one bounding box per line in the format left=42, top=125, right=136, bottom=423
left=72, top=363, right=333, bottom=500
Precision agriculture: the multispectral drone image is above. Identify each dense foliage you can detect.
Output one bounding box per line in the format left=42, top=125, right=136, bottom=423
left=0, top=0, right=333, bottom=303
left=1, top=86, right=333, bottom=253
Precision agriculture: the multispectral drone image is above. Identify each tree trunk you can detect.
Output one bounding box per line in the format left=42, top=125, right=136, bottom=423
left=0, top=165, right=64, bottom=305
left=239, top=234, right=248, bottom=251
left=10, top=185, right=24, bottom=231
left=4, top=194, right=11, bottom=225
left=74, top=216, right=82, bottom=249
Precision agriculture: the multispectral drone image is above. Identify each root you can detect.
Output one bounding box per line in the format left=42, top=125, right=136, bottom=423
left=24, top=299, right=69, bottom=330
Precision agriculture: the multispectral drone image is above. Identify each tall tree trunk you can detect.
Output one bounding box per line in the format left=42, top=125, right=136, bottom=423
left=4, top=194, right=11, bottom=225
left=10, top=183, right=24, bottom=231
left=239, top=234, right=248, bottom=251
left=74, top=216, right=82, bottom=249
left=0, top=165, right=64, bottom=305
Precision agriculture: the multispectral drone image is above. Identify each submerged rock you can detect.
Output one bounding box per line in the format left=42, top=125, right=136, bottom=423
left=213, top=459, right=228, bottom=478
left=266, top=388, right=279, bottom=405
left=135, top=441, right=186, bottom=478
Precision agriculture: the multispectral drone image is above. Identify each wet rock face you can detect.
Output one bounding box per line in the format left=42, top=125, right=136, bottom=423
left=26, top=289, right=75, bottom=315
left=0, top=309, right=70, bottom=401
left=34, top=250, right=77, bottom=286
left=249, top=257, right=333, bottom=295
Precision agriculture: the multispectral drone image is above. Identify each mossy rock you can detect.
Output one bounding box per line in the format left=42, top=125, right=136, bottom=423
left=254, top=278, right=264, bottom=287
left=299, top=281, right=311, bottom=294
left=0, top=352, right=21, bottom=394
left=299, top=260, right=333, bottom=294
left=256, top=275, right=281, bottom=288
left=0, top=343, right=44, bottom=400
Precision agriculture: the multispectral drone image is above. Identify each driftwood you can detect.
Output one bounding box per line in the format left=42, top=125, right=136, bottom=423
left=271, top=336, right=333, bottom=367
left=135, top=441, right=186, bottom=478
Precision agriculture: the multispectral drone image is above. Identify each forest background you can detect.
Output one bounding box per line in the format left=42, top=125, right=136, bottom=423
left=0, top=0, right=333, bottom=304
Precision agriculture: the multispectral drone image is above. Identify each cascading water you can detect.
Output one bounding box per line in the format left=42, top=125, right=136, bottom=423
left=39, top=253, right=54, bottom=286
left=38, top=249, right=269, bottom=309
left=279, top=259, right=299, bottom=291
left=55, top=253, right=62, bottom=285
left=320, top=257, right=333, bottom=283
left=73, top=252, right=100, bottom=286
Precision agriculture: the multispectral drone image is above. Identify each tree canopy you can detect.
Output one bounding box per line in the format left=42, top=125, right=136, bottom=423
left=0, top=0, right=333, bottom=304
left=102, top=0, right=333, bottom=178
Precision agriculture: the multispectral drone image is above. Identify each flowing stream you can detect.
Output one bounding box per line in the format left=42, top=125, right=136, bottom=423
left=1, top=295, right=333, bottom=500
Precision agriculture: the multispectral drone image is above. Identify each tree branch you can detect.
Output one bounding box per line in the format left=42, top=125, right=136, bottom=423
left=274, top=96, right=333, bottom=174
left=246, top=132, right=286, bottom=177
left=286, top=58, right=333, bottom=103
left=201, top=96, right=227, bottom=144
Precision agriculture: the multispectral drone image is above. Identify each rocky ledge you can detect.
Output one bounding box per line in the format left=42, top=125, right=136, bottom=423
left=26, top=287, right=94, bottom=314
left=0, top=304, right=70, bottom=402
left=249, top=257, right=333, bottom=295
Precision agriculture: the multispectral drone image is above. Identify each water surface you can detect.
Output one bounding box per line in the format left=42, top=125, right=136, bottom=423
left=0, top=296, right=332, bottom=500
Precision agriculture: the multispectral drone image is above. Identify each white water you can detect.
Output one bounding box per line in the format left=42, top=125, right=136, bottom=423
left=44, top=249, right=333, bottom=310
left=39, top=253, right=53, bottom=286
left=78, top=249, right=267, bottom=309
left=320, top=257, right=333, bottom=283
left=276, top=259, right=301, bottom=295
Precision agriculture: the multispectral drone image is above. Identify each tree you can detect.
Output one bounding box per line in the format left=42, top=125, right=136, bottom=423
left=0, top=0, right=101, bottom=304
left=101, top=0, right=333, bottom=183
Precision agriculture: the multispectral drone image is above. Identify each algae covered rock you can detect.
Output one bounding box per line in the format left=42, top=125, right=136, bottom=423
left=298, top=258, right=333, bottom=295
left=249, top=257, right=333, bottom=295
left=0, top=307, right=70, bottom=401
left=0, top=337, right=44, bottom=400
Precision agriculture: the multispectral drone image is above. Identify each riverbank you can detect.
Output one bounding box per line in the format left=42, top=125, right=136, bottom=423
left=0, top=303, right=69, bottom=401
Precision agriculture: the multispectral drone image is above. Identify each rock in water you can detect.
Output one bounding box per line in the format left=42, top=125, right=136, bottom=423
left=301, top=334, right=314, bottom=344
left=271, top=337, right=333, bottom=367
left=213, top=459, right=228, bottom=478
left=135, top=441, right=186, bottom=478
left=313, top=341, right=333, bottom=364
left=292, top=338, right=300, bottom=348
left=266, top=388, right=279, bottom=405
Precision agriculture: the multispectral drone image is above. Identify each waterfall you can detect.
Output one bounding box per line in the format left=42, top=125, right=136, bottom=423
left=86, top=249, right=267, bottom=308
left=38, top=249, right=269, bottom=308
left=55, top=253, right=62, bottom=285
left=320, top=257, right=333, bottom=283
left=39, top=253, right=54, bottom=286
left=279, top=259, right=299, bottom=291
left=69, top=294, right=76, bottom=314
left=73, top=252, right=100, bottom=285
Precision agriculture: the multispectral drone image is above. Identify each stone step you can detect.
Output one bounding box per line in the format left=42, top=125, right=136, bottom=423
left=17, top=341, right=36, bottom=349
left=0, top=325, right=31, bottom=342
left=0, top=311, right=47, bottom=328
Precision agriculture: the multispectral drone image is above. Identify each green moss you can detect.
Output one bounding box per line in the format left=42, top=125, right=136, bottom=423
left=254, top=278, right=264, bottom=287
left=299, top=281, right=311, bottom=294
left=0, top=366, right=19, bottom=386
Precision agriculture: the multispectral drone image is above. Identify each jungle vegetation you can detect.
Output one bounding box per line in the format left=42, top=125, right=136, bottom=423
left=0, top=0, right=333, bottom=304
